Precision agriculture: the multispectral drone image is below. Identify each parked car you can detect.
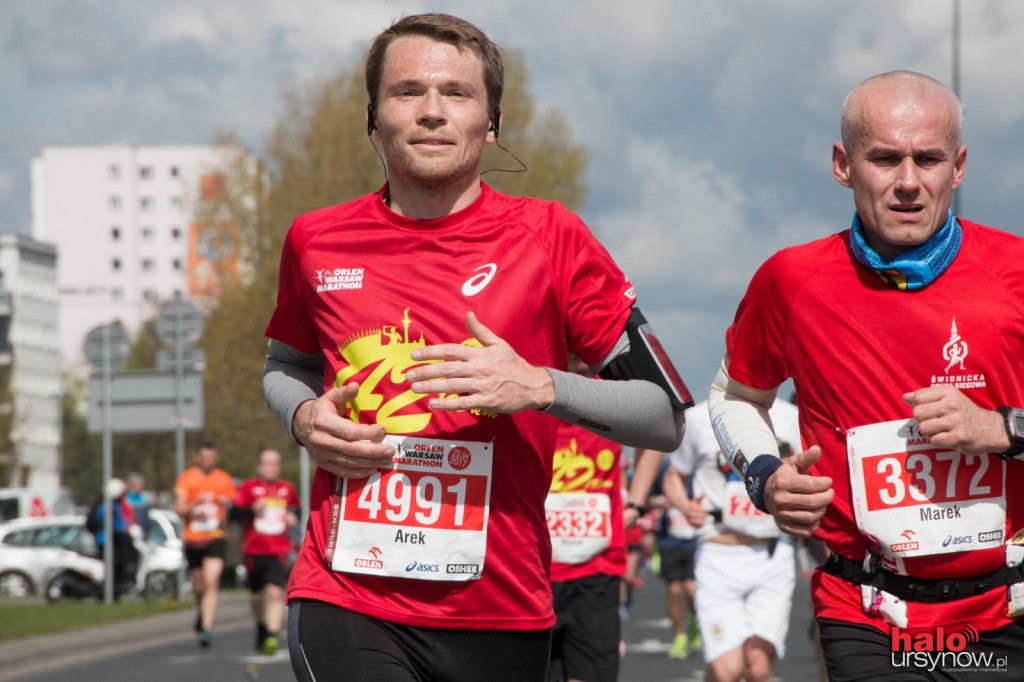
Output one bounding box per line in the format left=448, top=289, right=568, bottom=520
left=0, top=511, right=185, bottom=600
left=146, top=507, right=183, bottom=551
left=0, top=545, right=75, bottom=597
left=0, top=514, right=97, bottom=556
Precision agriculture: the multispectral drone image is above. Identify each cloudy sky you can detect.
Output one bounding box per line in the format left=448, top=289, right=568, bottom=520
left=4, top=0, right=1024, bottom=393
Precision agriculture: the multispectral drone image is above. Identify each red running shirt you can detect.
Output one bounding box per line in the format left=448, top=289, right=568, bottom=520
left=725, top=219, right=1024, bottom=634
left=548, top=422, right=626, bottom=583
left=266, top=183, right=634, bottom=630
left=235, top=477, right=300, bottom=556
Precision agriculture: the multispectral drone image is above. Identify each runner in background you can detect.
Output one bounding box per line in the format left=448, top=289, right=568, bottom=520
left=547, top=405, right=626, bottom=682
left=231, top=449, right=300, bottom=656
left=648, top=459, right=700, bottom=660
left=661, top=398, right=799, bottom=682
left=174, top=442, right=236, bottom=648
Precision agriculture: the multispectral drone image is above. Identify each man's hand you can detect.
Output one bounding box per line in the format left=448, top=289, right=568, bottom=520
left=682, top=493, right=709, bottom=528
left=405, top=312, right=554, bottom=413
left=293, top=383, right=395, bottom=479
left=903, top=386, right=1010, bottom=455
left=764, top=446, right=834, bottom=538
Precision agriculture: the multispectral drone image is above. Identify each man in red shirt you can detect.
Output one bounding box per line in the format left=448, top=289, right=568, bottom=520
left=262, top=13, right=691, bottom=682
left=712, top=71, right=1024, bottom=680
left=232, top=449, right=299, bottom=655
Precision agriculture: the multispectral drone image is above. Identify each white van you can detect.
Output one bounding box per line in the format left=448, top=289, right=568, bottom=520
left=0, top=488, right=77, bottom=523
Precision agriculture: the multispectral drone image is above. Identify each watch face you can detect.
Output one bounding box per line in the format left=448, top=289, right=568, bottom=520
left=1013, top=412, right=1024, bottom=436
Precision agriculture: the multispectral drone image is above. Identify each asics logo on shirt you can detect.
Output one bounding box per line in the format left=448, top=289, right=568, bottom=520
left=461, top=264, right=497, bottom=296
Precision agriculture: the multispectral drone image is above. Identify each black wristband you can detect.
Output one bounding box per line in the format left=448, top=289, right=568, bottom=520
left=745, top=454, right=783, bottom=513
left=625, top=501, right=650, bottom=516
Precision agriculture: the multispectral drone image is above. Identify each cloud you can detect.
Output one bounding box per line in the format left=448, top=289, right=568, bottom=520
left=5, top=0, right=1024, bottom=382
left=5, top=1, right=121, bottom=87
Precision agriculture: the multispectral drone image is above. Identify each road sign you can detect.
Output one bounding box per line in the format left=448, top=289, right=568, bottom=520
left=156, top=349, right=207, bottom=371
left=155, top=299, right=203, bottom=348
left=83, top=324, right=130, bottom=371
left=87, top=371, right=204, bottom=433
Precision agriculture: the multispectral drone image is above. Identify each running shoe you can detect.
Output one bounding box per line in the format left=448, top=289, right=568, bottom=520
left=261, top=635, right=279, bottom=656
left=688, top=618, right=702, bottom=651
left=198, top=629, right=212, bottom=648
left=668, top=633, right=688, bottom=659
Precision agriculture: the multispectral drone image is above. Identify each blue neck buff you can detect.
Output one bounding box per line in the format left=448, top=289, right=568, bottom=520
left=848, top=209, right=961, bottom=291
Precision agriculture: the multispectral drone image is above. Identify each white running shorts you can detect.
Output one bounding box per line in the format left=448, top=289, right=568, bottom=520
left=693, top=538, right=796, bottom=663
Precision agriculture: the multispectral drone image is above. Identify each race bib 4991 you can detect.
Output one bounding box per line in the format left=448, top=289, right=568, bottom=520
left=325, top=436, right=493, bottom=581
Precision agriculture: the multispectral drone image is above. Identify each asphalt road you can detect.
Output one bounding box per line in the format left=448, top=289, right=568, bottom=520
left=0, top=569, right=823, bottom=682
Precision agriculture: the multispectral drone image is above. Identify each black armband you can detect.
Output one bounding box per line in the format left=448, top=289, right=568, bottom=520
left=599, top=308, right=694, bottom=410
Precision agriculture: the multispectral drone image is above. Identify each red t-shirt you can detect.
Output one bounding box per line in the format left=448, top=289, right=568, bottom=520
left=235, top=477, right=300, bottom=556
left=548, top=422, right=626, bottom=582
left=266, top=183, right=634, bottom=630
left=725, top=219, right=1024, bottom=634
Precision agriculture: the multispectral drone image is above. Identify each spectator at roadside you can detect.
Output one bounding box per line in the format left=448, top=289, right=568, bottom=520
left=86, top=477, right=141, bottom=596
left=125, top=472, right=152, bottom=539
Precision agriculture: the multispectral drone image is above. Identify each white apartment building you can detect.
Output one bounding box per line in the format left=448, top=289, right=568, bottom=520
left=30, top=145, right=244, bottom=375
left=0, top=234, right=60, bottom=488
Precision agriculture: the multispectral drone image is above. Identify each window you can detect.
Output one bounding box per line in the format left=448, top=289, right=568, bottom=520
left=111, top=227, right=121, bottom=241
left=141, top=227, right=153, bottom=241
left=140, top=197, right=154, bottom=211
left=170, top=196, right=184, bottom=210
left=111, top=288, right=123, bottom=301
left=143, top=289, right=158, bottom=302
left=169, top=166, right=179, bottom=178
left=139, top=166, right=153, bottom=179
left=109, top=196, right=121, bottom=211
left=172, top=258, right=183, bottom=271
left=142, top=258, right=156, bottom=272
left=170, top=227, right=182, bottom=240
left=112, top=258, right=121, bottom=271
left=109, top=165, right=121, bottom=180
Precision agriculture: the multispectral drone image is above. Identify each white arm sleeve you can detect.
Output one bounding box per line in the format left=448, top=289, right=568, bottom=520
left=706, top=356, right=781, bottom=476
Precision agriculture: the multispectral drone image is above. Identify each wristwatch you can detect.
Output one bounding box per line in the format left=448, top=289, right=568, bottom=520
left=996, top=406, right=1024, bottom=459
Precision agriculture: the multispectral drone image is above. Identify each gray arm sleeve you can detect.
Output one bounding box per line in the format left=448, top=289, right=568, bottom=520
left=262, top=332, right=685, bottom=451
left=542, top=331, right=685, bottom=451
left=262, top=339, right=326, bottom=441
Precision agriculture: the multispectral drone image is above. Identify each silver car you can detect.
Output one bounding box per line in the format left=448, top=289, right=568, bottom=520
left=0, top=544, right=77, bottom=597
left=0, top=511, right=185, bottom=599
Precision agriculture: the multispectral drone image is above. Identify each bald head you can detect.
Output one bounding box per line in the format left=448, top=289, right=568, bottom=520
left=258, top=448, right=282, bottom=481
left=840, top=71, right=963, bottom=153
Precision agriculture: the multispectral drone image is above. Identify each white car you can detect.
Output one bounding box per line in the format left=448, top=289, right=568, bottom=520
left=0, top=511, right=185, bottom=600
left=0, top=544, right=76, bottom=597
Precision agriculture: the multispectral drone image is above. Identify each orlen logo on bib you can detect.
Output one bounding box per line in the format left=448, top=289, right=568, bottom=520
left=448, top=446, right=472, bottom=470
left=890, top=541, right=919, bottom=553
